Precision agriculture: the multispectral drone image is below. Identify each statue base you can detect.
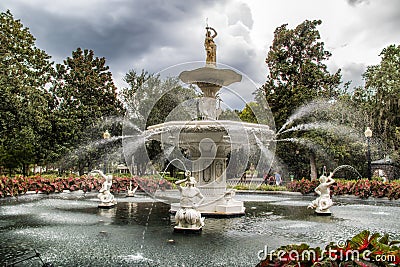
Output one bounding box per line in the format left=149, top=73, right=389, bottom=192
left=98, top=202, right=117, bottom=209
left=170, top=202, right=245, bottom=216
left=125, top=191, right=135, bottom=197
left=315, top=209, right=332, bottom=216
left=174, top=226, right=202, bottom=234
left=170, top=196, right=245, bottom=216
left=125, top=186, right=138, bottom=198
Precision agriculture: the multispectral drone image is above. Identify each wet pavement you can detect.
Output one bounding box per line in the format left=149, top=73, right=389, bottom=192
left=0, top=192, right=399, bottom=266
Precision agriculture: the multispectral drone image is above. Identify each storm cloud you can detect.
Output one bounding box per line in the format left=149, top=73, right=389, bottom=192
left=1, top=0, right=400, bottom=109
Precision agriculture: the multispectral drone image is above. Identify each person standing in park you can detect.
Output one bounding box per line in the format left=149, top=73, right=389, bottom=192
left=274, top=172, right=282, bottom=186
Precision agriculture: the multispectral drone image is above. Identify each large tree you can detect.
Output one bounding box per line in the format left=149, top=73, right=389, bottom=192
left=356, top=44, right=400, bottom=162
left=52, top=48, right=124, bottom=175
left=258, top=20, right=342, bottom=180
left=0, top=10, right=54, bottom=175
left=120, top=69, right=198, bottom=175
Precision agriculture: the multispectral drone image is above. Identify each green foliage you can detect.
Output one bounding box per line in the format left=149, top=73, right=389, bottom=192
left=218, top=109, right=241, bottom=121
left=256, top=19, right=342, bottom=180
left=0, top=10, right=55, bottom=175
left=239, top=102, right=258, bottom=123
left=286, top=178, right=319, bottom=194
left=120, top=70, right=198, bottom=175
left=0, top=175, right=172, bottom=197
left=359, top=44, right=400, bottom=161
left=259, top=19, right=341, bottom=130
left=121, top=70, right=198, bottom=128
left=51, top=48, right=124, bottom=174
left=231, top=184, right=287, bottom=191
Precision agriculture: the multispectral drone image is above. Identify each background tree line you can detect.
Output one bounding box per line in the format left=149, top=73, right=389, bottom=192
left=1, top=10, right=398, bottom=178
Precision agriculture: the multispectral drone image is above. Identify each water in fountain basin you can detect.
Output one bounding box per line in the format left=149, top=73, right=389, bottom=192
left=1, top=192, right=399, bottom=266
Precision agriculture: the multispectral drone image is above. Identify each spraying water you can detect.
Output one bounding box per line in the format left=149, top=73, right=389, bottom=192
left=277, top=99, right=332, bottom=134
left=331, top=165, right=363, bottom=179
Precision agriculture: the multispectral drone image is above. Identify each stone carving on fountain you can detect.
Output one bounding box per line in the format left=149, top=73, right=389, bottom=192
left=307, top=172, right=335, bottom=215
left=92, top=170, right=117, bottom=208
left=174, top=171, right=205, bottom=232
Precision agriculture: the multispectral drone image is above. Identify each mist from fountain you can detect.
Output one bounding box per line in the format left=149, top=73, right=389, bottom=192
left=277, top=99, right=333, bottom=134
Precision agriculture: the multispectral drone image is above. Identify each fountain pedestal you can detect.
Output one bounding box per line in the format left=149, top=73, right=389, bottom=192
left=149, top=120, right=273, bottom=216
left=179, top=67, right=241, bottom=120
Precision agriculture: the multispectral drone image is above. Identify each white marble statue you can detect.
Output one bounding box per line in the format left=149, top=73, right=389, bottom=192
left=308, top=172, right=335, bottom=214
left=92, top=170, right=117, bottom=208
left=126, top=181, right=138, bottom=197
left=174, top=172, right=205, bottom=230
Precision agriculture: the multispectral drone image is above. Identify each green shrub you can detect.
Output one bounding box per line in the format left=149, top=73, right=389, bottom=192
left=0, top=175, right=173, bottom=197
left=286, top=178, right=400, bottom=200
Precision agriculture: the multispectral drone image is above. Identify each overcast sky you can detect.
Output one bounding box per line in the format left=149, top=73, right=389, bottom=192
left=2, top=0, right=400, bottom=109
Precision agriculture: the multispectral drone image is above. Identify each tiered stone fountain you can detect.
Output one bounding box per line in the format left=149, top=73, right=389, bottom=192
left=147, top=26, right=274, bottom=216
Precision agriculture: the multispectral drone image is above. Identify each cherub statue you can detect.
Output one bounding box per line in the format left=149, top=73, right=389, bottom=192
left=308, top=172, right=335, bottom=214
left=174, top=171, right=205, bottom=230
left=204, top=26, right=217, bottom=67
left=91, top=170, right=117, bottom=208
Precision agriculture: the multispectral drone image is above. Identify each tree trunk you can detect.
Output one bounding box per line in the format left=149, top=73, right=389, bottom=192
left=78, top=164, right=85, bottom=176
left=22, top=164, right=27, bottom=176
left=310, top=153, right=318, bottom=181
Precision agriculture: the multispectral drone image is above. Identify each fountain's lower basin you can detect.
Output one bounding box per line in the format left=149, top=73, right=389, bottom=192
left=0, top=192, right=399, bottom=266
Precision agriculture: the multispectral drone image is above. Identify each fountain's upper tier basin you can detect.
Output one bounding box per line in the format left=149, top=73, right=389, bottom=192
left=179, top=67, right=242, bottom=87
left=147, top=120, right=273, bottom=132
left=146, top=120, right=275, bottom=146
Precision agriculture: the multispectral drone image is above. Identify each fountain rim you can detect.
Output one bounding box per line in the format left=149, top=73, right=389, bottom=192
left=147, top=120, right=274, bottom=132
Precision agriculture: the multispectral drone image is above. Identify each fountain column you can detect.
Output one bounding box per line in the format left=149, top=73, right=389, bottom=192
left=146, top=26, right=275, bottom=216
left=173, top=26, right=244, bottom=215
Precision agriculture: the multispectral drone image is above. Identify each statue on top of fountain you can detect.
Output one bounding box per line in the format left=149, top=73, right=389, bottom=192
left=204, top=26, right=217, bottom=67
left=308, top=172, right=335, bottom=215
left=174, top=171, right=205, bottom=231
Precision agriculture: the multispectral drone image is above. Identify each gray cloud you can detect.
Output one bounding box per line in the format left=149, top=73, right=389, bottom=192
left=2, top=0, right=399, bottom=109
left=1, top=0, right=236, bottom=90
left=226, top=2, right=253, bottom=30
left=346, top=0, right=370, bottom=6
left=341, top=62, right=366, bottom=88
left=3, top=0, right=217, bottom=62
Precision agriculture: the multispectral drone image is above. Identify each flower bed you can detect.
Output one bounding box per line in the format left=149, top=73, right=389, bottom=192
left=286, top=178, right=400, bottom=200
left=231, top=184, right=287, bottom=191
left=257, top=230, right=400, bottom=266
left=0, top=175, right=173, bottom=197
